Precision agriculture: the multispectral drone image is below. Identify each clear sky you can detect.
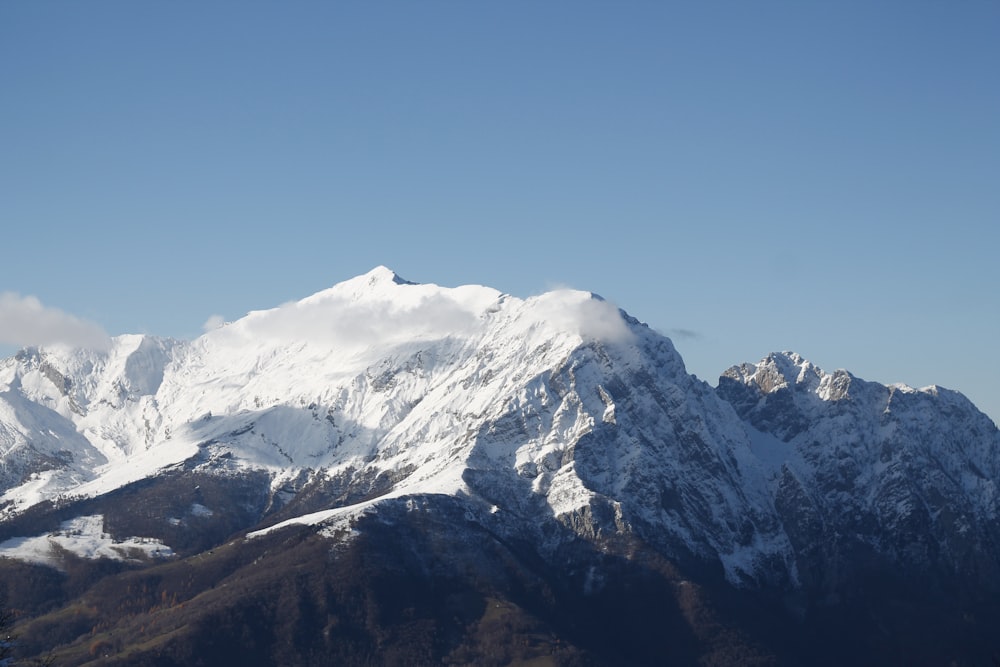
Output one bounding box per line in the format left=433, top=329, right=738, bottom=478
left=2, top=2, right=998, bottom=423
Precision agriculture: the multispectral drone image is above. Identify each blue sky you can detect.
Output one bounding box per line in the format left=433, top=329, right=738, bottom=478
left=2, top=2, right=998, bottom=422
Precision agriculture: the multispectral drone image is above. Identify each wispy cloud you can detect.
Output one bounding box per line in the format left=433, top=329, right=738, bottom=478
left=667, top=327, right=703, bottom=341
left=214, top=292, right=483, bottom=351
left=202, top=314, right=226, bottom=333
left=0, top=293, right=110, bottom=350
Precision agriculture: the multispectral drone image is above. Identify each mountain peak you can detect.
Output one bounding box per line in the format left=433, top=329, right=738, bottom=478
left=721, top=351, right=863, bottom=404
left=293, top=266, right=419, bottom=308
left=721, top=351, right=817, bottom=394
left=362, top=265, right=414, bottom=286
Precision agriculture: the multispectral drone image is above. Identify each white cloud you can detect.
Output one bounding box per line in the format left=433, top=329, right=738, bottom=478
left=202, top=314, right=226, bottom=332
left=526, top=290, right=635, bottom=343
left=220, top=292, right=483, bottom=351
left=202, top=280, right=633, bottom=357
left=0, top=293, right=110, bottom=350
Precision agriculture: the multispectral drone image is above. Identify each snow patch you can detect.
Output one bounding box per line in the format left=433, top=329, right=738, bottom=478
left=190, top=502, right=213, bottom=517
left=0, top=514, right=173, bottom=568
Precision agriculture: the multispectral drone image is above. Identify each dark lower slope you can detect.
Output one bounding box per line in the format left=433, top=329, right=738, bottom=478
left=3, top=490, right=1000, bottom=666
left=0, top=468, right=272, bottom=559
left=9, top=496, right=788, bottom=666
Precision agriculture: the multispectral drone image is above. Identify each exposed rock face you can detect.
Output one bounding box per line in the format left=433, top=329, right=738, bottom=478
left=718, top=351, right=1000, bottom=589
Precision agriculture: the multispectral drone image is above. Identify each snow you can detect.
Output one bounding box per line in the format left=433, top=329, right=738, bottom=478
left=190, top=503, right=213, bottom=517
left=248, top=459, right=473, bottom=539
left=0, top=514, right=173, bottom=568
left=0, top=469, right=66, bottom=514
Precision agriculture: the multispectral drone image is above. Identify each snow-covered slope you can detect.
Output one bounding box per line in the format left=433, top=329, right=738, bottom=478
left=0, top=335, right=181, bottom=509
left=0, top=514, right=173, bottom=568
left=1, top=270, right=998, bottom=588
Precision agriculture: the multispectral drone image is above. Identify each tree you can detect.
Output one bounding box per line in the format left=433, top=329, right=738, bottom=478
left=0, top=606, right=14, bottom=667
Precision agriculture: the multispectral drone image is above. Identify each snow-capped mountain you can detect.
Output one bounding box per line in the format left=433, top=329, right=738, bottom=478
left=2, top=268, right=999, bottom=665
left=1, top=268, right=998, bottom=585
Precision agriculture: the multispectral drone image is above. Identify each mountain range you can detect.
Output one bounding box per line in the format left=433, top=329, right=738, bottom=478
left=1, top=267, right=997, bottom=665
